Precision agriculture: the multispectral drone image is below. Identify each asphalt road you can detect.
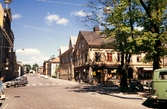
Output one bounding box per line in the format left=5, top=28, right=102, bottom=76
left=0, top=74, right=161, bottom=109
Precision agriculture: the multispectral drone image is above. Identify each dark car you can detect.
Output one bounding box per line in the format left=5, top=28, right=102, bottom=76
left=6, top=76, right=28, bottom=88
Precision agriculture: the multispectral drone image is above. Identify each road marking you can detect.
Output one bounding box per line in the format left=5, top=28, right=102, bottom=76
left=2, top=104, right=8, bottom=109
left=25, top=83, right=74, bottom=86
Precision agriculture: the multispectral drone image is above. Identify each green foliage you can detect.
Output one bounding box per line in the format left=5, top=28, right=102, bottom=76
left=55, top=65, right=60, bottom=75
left=102, top=0, right=167, bottom=69
left=32, top=63, right=39, bottom=71
left=52, top=75, right=57, bottom=78
left=24, top=64, right=31, bottom=73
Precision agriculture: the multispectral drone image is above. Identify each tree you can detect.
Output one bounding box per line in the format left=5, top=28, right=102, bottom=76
left=24, top=64, right=31, bottom=73
left=137, top=0, right=167, bottom=70
left=32, top=63, right=39, bottom=71
left=79, top=0, right=167, bottom=92
left=102, top=0, right=167, bottom=91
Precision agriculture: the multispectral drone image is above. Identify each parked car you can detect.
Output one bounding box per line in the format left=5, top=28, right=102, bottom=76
left=44, top=75, right=49, bottom=79
left=30, top=73, right=36, bottom=76
left=151, top=69, right=167, bottom=104
left=5, top=76, right=28, bottom=88
left=40, top=74, right=44, bottom=78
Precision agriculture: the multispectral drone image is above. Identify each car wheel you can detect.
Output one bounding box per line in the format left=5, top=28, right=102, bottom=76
left=14, top=84, right=18, bottom=87
left=6, top=86, right=10, bottom=88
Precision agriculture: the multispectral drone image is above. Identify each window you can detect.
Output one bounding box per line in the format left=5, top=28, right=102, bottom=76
left=78, top=42, right=81, bottom=49
left=117, top=53, right=121, bottom=62
left=137, top=54, right=141, bottom=62
left=81, top=40, right=85, bottom=47
left=95, top=52, right=101, bottom=62
left=85, top=53, right=87, bottom=63
left=107, top=53, right=112, bottom=62
left=159, top=72, right=167, bottom=80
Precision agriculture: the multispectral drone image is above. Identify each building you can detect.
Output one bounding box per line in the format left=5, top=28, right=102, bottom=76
left=17, top=61, right=24, bottom=77
left=0, top=3, right=16, bottom=81
left=59, top=36, right=77, bottom=80
left=59, top=27, right=166, bottom=85
left=43, top=57, right=59, bottom=77
left=73, top=26, right=120, bottom=84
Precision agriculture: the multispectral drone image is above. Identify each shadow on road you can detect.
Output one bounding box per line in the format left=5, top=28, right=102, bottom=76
left=66, top=83, right=166, bottom=108
left=142, top=99, right=167, bottom=109
left=66, top=83, right=141, bottom=95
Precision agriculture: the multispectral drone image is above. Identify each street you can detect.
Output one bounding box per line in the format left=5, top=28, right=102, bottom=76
left=0, top=75, right=162, bottom=109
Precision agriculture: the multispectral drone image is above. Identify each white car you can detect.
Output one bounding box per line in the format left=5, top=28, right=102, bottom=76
left=44, top=75, right=49, bottom=79
left=40, top=74, right=44, bottom=78
left=6, top=76, right=28, bottom=88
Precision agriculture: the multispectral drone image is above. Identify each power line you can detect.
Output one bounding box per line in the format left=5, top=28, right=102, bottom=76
left=37, top=0, right=86, bottom=6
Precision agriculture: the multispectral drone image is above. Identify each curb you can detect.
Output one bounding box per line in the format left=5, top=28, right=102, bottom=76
left=109, top=93, right=147, bottom=100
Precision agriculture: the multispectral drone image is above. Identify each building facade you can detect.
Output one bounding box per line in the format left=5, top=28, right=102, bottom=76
left=0, top=3, right=16, bottom=81
left=59, top=36, right=77, bottom=80
left=43, top=57, right=59, bottom=77
left=59, top=27, right=167, bottom=85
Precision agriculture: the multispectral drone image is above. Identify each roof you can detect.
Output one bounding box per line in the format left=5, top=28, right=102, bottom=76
left=50, top=57, right=59, bottom=63
left=79, top=31, right=114, bottom=46
left=60, top=46, right=68, bottom=54
left=70, top=36, right=77, bottom=46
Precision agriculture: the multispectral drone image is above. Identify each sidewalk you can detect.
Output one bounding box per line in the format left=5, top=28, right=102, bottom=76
left=109, top=92, right=150, bottom=100
left=51, top=78, right=151, bottom=100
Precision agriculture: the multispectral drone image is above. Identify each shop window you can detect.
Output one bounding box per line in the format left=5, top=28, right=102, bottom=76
left=107, top=53, right=112, bottom=62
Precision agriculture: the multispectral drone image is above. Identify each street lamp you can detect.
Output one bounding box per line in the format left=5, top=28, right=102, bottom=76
left=103, top=6, right=112, bottom=14
left=4, top=0, right=12, bottom=8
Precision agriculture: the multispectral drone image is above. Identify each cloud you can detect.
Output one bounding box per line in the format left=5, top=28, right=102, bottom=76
left=45, top=13, right=69, bottom=26
left=12, top=13, right=22, bottom=20
left=16, top=48, right=49, bottom=66
left=71, top=10, right=92, bottom=17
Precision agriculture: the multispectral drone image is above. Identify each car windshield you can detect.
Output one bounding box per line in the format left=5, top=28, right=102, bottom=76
left=12, top=78, right=20, bottom=81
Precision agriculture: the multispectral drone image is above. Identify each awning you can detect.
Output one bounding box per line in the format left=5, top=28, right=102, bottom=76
left=143, top=68, right=153, bottom=70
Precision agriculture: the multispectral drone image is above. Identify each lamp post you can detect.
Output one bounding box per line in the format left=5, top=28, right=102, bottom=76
left=103, top=6, right=112, bottom=14
left=4, top=0, right=12, bottom=8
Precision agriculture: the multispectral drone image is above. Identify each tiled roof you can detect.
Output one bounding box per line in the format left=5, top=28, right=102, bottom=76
left=80, top=31, right=114, bottom=46
left=50, top=57, right=59, bottom=63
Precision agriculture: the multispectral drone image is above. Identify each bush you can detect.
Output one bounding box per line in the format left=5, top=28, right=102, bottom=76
left=52, top=75, right=57, bottom=78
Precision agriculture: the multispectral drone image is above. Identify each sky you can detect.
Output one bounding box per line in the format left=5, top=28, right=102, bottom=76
left=0, top=0, right=90, bottom=66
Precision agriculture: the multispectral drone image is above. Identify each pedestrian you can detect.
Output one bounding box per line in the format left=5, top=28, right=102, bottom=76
left=0, top=77, right=5, bottom=100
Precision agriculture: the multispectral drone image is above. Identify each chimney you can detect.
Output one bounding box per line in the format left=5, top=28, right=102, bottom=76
left=93, top=26, right=100, bottom=34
